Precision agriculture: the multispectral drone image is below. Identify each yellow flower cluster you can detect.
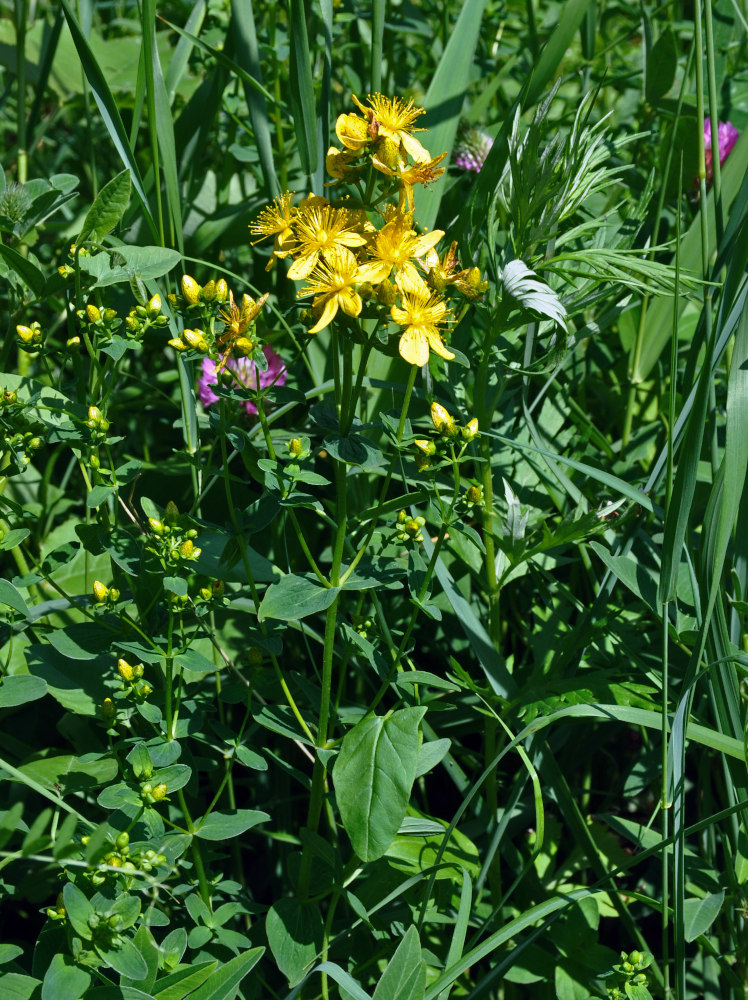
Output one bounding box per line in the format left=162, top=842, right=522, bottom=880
left=250, top=94, right=486, bottom=368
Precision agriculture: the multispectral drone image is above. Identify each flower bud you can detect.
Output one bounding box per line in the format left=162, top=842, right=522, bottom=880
left=466, top=484, right=483, bottom=505
left=430, top=402, right=456, bottom=436
left=140, top=682, right=153, bottom=696
left=103, top=308, right=118, bottom=323
left=101, top=697, right=115, bottom=718
left=117, top=658, right=134, bottom=681
left=376, top=136, right=400, bottom=168
left=87, top=405, right=103, bottom=427
left=66, top=336, right=81, bottom=350
left=462, top=417, right=479, bottom=441
left=181, top=274, right=200, bottom=305
left=414, top=438, right=436, bottom=455
left=148, top=517, right=164, bottom=535
left=179, top=539, right=195, bottom=559
left=115, top=832, right=129, bottom=849
left=212, top=579, right=225, bottom=597
left=201, top=280, right=216, bottom=302
left=152, top=783, right=167, bottom=801
left=289, top=437, right=304, bottom=457
left=108, top=588, right=120, bottom=603
left=181, top=329, right=203, bottom=350
left=16, top=324, right=41, bottom=344
left=376, top=278, right=397, bottom=306
left=168, top=338, right=187, bottom=351
left=147, top=293, right=161, bottom=317
left=86, top=303, right=101, bottom=324
left=93, top=580, right=109, bottom=602
left=165, top=501, right=180, bottom=524
left=215, top=278, right=229, bottom=301
left=133, top=663, right=144, bottom=678
left=2, top=390, right=17, bottom=406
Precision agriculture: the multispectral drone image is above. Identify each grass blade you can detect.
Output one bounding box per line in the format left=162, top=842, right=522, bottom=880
left=288, top=0, right=318, bottom=178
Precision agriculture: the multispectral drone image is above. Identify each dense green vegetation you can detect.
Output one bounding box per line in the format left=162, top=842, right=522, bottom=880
left=1, top=2, right=747, bottom=998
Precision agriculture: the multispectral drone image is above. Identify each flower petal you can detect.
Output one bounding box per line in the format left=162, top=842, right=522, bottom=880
left=398, top=328, right=429, bottom=367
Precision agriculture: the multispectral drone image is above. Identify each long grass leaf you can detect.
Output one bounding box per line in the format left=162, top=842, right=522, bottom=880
left=59, top=0, right=158, bottom=242
left=416, top=0, right=487, bottom=232
left=288, top=0, right=318, bottom=178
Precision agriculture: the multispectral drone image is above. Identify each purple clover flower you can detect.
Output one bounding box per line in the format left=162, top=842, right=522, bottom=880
left=453, top=127, right=494, bottom=174
left=704, top=119, right=739, bottom=181
left=198, top=346, right=286, bottom=416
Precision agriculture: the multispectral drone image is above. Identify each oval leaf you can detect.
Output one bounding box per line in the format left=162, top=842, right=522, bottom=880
left=78, top=168, right=132, bottom=243
left=0, top=675, right=47, bottom=708
left=333, top=707, right=427, bottom=861
left=683, top=890, right=725, bottom=942
left=195, top=809, right=270, bottom=840
left=266, top=899, right=323, bottom=987
left=258, top=575, right=338, bottom=622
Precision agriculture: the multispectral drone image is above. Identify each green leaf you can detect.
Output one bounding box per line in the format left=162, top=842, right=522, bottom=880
left=0, top=243, right=46, bottom=296
left=77, top=168, right=131, bottom=243
left=333, top=707, right=427, bottom=861
left=0, top=945, right=23, bottom=965
left=153, top=962, right=216, bottom=1000
left=416, top=0, right=488, bottom=231
left=0, top=675, right=47, bottom=708
left=0, top=974, right=43, bottom=1000
left=683, top=891, right=725, bottom=942
left=414, top=739, right=451, bottom=778
left=41, top=953, right=91, bottom=1000
left=96, top=938, right=148, bottom=981
left=181, top=948, right=264, bottom=1000
left=502, top=260, right=567, bottom=327
left=266, top=899, right=323, bottom=986
left=78, top=246, right=181, bottom=287
left=323, top=433, right=383, bottom=469
left=87, top=485, right=117, bottom=508
left=372, top=925, right=425, bottom=1000
left=62, top=882, right=94, bottom=941
left=258, top=574, right=338, bottom=622
left=195, top=809, right=269, bottom=841
left=287, top=0, right=317, bottom=175
left=86, top=989, right=158, bottom=1000
left=645, top=28, right=677, bottom=105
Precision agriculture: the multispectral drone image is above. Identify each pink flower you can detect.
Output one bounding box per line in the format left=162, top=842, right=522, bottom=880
left=453, top=127, right=494, bottom=173
left=198, top=346, right=286, bottom=415
left=704, top=119, right=739, bottom=180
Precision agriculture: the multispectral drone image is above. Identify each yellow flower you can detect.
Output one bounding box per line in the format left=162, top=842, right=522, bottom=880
left=300, top=247, right=364, bottom=334
left=419, top=241, right=488, bottom=299
left=352, top=94, right=431, bottom=163
left=215, top=290, right=268, bottom=367
left=335, top=112, right=372, bottom=152
left=249, top=191, right=297, bottom=269
left=287, top=204, right=368, bottom=280
left=357, top=211, right=443, bottom=288
left=391, top=273, right=454, bottom=367
left=371, top=151, right=448, bottom=211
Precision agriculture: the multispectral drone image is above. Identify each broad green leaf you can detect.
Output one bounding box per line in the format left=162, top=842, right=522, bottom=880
left=41, top=953, right=91, bottom=1000
left=96, top=938, right=148, bottom=981
left=385, top=823, right=480, bottom=881
left=372, top=925, right=425, bottom=1000
left=0, top=974, right=43, bottom=1000
left=77, top=168, right=131, bottom=243
left=62, top=882, right=94, bottom=940
left=0, top=675, right=47, bottom=708
left=683, top=891, right=725, bottom=942
left=258, top=574, right=338, bottom=622
left=0, top=243, right=46, bottom=296
left=266, top=899, right=323, bottom=986
left=645, top=28, right=677, bottom=105
left=182, top=947, right=264, bottom=1000
left=78, top=246, right=181, bottom=287
left=334, top=707, right=426, bottom=861
left=0, top=945, right=23, bottom=965
left=195, top=809, right=270, bottom=840
left=414, top=739, right=451, bottom=778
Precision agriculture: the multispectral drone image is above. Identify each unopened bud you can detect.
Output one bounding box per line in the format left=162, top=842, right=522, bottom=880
left=289, top=437, right=304, bottom=457
left=414, top=438, right=436, bottom=455
left=179, top=539, right=195, bottom=559
left=147, top=293, right=161, bottom=317
left=148, top=517, right=164, bottom=535
left=181, top=274, right=200, bottom=305
left=377, top=278, right=397, bottom=306
left=182, top=328, right=207, bottom=351
left=93, top=580, right=108, bottom=602
left=430, top=402, right=456, bottom=435
left=108, top=588, right=120, bottom=603
left=101, top=697, right=115, bottom=717
left=86, top=303, right=101, bottom=324
left=201, top=280, right=216, bottom=302
left=152, top=783, right=167, bottom=801
left=466, top=484, right=483, bottom=505
left=117, top=658, right=134, bottom=681
left=16, top=324, right=41, bottom=344
left=87, top=405, right=103, bottom=427
left=462, top=417, right=479, bottom=441
left=215, top=278, right=229, bottom=301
